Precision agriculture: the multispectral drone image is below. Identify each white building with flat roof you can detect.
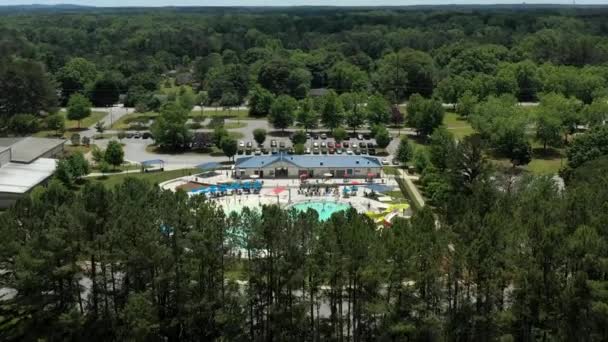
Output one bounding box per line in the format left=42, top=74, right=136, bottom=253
left=0, top=137, right=65, bottom=208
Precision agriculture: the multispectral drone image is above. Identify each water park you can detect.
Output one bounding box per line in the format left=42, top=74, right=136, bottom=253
left=160, top=161, right=411, bottom=227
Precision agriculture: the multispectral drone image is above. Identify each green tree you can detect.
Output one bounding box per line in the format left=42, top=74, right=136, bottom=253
left=320, top=90, right=344, bottom=132
left=406, top=94, right=445, bottom=137
left=213, top=126, right=229, bottom=148
left=249, top=85, right=274, bottom=116
left=66, top=93, right=92, bottom=129
left=0, top=58, right=58, bottom=119
left=89, top=72, right=122, bottom=107
left=536, top=110, right=562, bottom=151
left=46, top=113, right=65, bottom=136
left=291, top=130, right=307, bottom=145
left=8, top=113, right=39, bottom=135
left=428, top=127, right=456, bottom=171
left=296, top=98, right=319, bottom=132
left=455, top=90, right=478, bottom=118
left=56, top=57, right=98, bottom=103
left=95, top=121, right=105, bottom=134
left=269, top=95, right=297, bottom=132
left=104, top=140, right=124, bottom=170
left=150, top=102, right=191, bottom=150
left=253, top=128, right=267, bottom=145
left=328, top=61, right=368, bottom=93
left=366, top=94, right=391, bottom=126
left=333, top=127, right=347, bottom=143
left=221, top=137, right=238, bottom=162
left=582, top=98, right=608, bottom=127
left=396, top=136, right=413, bottom=164
left=375, top=126, right=392, bottom=149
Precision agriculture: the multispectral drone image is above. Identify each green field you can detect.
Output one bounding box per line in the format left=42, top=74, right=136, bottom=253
left=34, top=111, right=107, bottom=138
left=442, top=112, right=475, bottom=139
left=88, top=168, right=199, bottom=188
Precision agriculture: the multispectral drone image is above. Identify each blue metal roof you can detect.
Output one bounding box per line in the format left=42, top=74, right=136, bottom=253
left=196, top=162, right=222, bottom=170
left=235, top=154, right=382, bottom=169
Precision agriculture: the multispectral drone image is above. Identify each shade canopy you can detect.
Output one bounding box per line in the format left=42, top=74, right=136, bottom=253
left=323, top=173, right=333, bottom=177
left=366, top=184, right=394, bottom=193
left=249, top=174, right=260, bottom=179
left=197, top=162, right=222, bottom=171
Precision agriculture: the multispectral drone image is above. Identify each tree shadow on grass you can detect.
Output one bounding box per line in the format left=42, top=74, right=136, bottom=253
left=268, top=130, right=292, bottom=138
left=532, top=147, right=563, bottom=160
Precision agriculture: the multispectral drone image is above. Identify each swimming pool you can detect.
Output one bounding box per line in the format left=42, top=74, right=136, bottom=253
left=290, top=201, right=351, bottom=221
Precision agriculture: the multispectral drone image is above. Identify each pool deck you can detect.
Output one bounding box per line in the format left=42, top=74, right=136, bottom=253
left=160, top=173, right=404, bottom=219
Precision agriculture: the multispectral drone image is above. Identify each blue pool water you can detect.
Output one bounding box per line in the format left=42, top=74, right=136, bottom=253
left=290, top=201, right=350, bottom=221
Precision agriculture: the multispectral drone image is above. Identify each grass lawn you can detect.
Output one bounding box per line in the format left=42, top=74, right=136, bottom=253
left=111, top=112, right=158, bottom=130
left=383, top=166, right=400, bottom=176
left=91, top=163, right=141, bottom=173
left=64, top=144, right=95, bottom=156
left=33, top=111, right=107, bottom=138
left=191, top=109, right=250, bottom=120
left=88, top=168, right=199, bottom=188
left=442, top=112, right=475, bottom=139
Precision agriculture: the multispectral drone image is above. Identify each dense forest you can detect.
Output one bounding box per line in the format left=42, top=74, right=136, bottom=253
left=2, top=136, right=608, bottom=341
left=3, top=6, right=608, bottom=341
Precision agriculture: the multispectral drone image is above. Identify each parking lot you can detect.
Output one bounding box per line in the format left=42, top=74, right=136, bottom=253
left=237, top=132, right=384, bottom=158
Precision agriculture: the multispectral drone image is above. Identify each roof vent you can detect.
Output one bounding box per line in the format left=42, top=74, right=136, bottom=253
left=320, top=162, right=323, bottom=166
left=356, top=160, right=359, bottom=164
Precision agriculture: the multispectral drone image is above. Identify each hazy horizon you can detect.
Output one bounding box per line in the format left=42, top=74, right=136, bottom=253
left=1, top=0, right=607, bottom=8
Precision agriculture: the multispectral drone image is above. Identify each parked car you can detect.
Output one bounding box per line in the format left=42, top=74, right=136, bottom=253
left=367, top=142, right=374, bottom=148
left=343, top=141, right=349, bottom=148
left=321, top=148, right=328, bottom=154
left=357, top=133, right=364, bottom=140
left=306, top=133, right=311, bottom=139
left=321, top=133, right=327, bottom=139
left=254, top=149, right=262, bottom=155
left=381, top=158, right=390, bottom=165
left=142, top=132, right=152, bottom=139
left=270, top=140, right=277, bottom=147
left=313, top=142, right=319, bottom=148
left=363, top=133, right=371, bottom=139
left=261, top=148, right=269, bottom=154
left=320, top=141, right=326, bottom=148
left=359, top=142, right=366, bottom=148
left=239, top=141, right=245, bottom=148
left=354, top=148, right=361, bottom=155
left=329, top=148, right=335, bottom=154
left=346, top=149, right=353, bottom=155
left=271, top=148, right=278, bottom=154
left=328, top=142, right=335, bottom=148
left=246, top=141, right=253, bottom=148
left=126, top=132, right=134, bottom=138
left=335, top=142, right=342, bottom=148
left=279, top=141, right=286, bottom=148
left=392, top=159, right=400, bottom=165
left=305, top=147, right=311, bottom=154
left=313, top=147, right=320, bottom=154
left=133, top=132, right=141, bottom=138
left=312, top=133, right=319, bottom=139
left=336, top=148, right=343, bottom=154
left=368, top=149, right=376, bottom=155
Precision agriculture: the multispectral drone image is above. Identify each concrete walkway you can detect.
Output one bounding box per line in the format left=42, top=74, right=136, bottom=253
left=396, top=168, right=425, bottom=209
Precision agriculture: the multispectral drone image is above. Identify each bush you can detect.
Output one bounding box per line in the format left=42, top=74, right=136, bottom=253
left=70, top=133, right=81, bottom=146
left=81, top=136, right=91, bottom=146
left=9, top=114, right=39, bottom=135
left=291, top=130, right=307, bottom=145
left=294, top=143, right=305, bottom=155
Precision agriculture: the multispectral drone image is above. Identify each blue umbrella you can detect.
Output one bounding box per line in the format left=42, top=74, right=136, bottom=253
left=209, top=186, right=218, bottom=193
left=351, top=186, right=359, bottom=192
left=242, top=182, right=251, bottom=190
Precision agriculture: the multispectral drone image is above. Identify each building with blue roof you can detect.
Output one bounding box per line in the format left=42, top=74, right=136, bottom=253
left=234, top=154, right=382, bottom=179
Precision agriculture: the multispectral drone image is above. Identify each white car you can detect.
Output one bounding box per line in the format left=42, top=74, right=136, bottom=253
left=346, top=149, right=353, bottom=155
left=381, top=159, right=390, bottom=165
left=305, top=147, right=311, bottom=154
left=254, top=149, right=262, bottom=155
left=313, top=142, right=319, bottom=148
left=320, top=142, right=327, bottom=148
left=239, top=141, right=245, bottom=148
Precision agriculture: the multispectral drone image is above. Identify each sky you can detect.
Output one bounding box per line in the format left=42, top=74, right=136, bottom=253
left=1, top=0, right=607, bottom=7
